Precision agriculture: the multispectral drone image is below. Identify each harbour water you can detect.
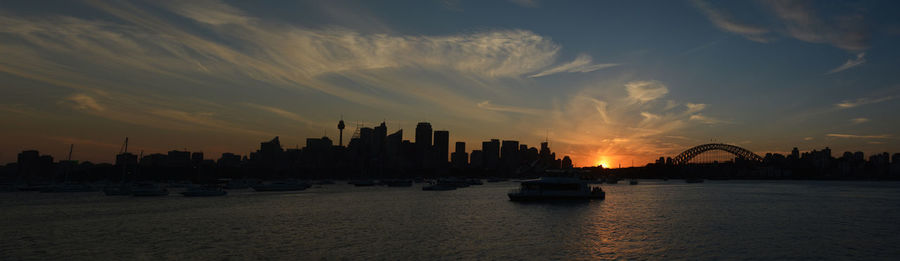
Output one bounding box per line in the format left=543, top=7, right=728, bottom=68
left=2, top=180, right=900, bottom=260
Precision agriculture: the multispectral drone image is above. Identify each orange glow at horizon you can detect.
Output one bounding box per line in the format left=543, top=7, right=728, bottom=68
left=594, top=158, right=610, bottom=169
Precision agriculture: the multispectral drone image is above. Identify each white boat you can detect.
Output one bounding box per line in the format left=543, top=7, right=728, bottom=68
left=507, top=177, right=605, bottom=201
left=181, top=186, right=227, bottom=197
left=131, top=183, right=169, bottom=197
left=252, top=180, right=310, bottom=192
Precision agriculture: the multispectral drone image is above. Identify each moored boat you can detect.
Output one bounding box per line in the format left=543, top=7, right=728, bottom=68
left=382, top=179, right=413, bottom=187
left=40, top=183, right=95, bottom=193
left=422, top=183, right=457, bottom=191
left=131, top=182, right=169, bottom=197
left=252, top=180, right=310, bottom=192
left=181, top=185, right=227, bottom=197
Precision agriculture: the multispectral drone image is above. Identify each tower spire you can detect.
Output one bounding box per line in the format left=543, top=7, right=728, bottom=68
left=337, top=115, right=346, bottom=147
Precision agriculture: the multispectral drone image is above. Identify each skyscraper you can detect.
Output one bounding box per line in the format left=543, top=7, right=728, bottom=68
left=433, top=130, right=449, bottom=163
left=374, top=122, right=387, bottom=154
left=415, top=122, right=432, bottom=150
left=451, top=141, right=468, bottom=169
left=501, top=140, right=519, bottom=171
left=483, top=139, right=500, bottom=170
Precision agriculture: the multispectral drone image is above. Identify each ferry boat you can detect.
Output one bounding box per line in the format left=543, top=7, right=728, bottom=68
left=507, top=177, right=605, bottom=201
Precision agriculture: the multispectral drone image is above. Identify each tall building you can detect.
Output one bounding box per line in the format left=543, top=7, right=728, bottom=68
left=415, top=122, right=432, bottom=151
left=562, top=156, right=573, bottom=169
left=470, top=150, right=484, bottom=169
left=115, top=152, right=138, bottom=174
left=167, top=150, right=191, bottom=168
left=433, top=130, right=449, bottom=163
left=374, top=122, right=387, bottom=151
left=539, top=141, right=553, bottom=166
left=482, top=139, right=500, bottom=170
left=501, top=140, right=520, bottom=171
left=386, top=130, right=403, bottom=160
left=415, top=122, right=433, bottom=168
left=451, top=142, right=467, bottom=169
left=17, top=150, right=41, bottom=182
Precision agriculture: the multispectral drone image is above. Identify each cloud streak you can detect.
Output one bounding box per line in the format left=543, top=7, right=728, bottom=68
left=850, top=117, right=869, bottom=124
left=64, top=94, right=105, bottom=112
left=477, top=101, right=545, bottom=115
left=625, top=81, right=668, bottom=104
left=827, top=52, right=866, bottom=74
left=692, top=0, right=771, bottom=43
left=529, top=54, right=617, bottom=78
left=765, top=0, right=869, bottom=51
left=826, top=133, right=890, bottom=139
left=835, top=96, right=895, bottom=109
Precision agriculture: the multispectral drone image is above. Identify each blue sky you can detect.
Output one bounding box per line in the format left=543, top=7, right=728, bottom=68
left=1, top=0, right=899, bottom=167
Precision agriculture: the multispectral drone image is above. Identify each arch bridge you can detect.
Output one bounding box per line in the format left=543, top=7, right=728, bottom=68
left=672, top=143, right=763, bottom=165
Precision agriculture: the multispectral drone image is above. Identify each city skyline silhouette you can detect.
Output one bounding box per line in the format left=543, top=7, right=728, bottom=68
left=1, top=1, right=898, bottom=168
left=3, top=1, right=900, bottom=260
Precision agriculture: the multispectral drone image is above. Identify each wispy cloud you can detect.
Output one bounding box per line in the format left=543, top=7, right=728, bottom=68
left=826, top=133, right=890, bottom=139
left=545, top=79, right=720, bottom=167
left=827, top=52, right=866, bottom=74
left=835, top=96, right=895, bottom=109
left=803, top=137, right=814, bottom=141
left=689, top=114, right=728, bottom=124
left=625, top=81, right=668, bottom=104
left=477, top=100, right=545, bottom=115
left=685, top=103, right=707, bottom=113
left=640, top=111, right=660, bottom=122
left=529, top=54, right=617, bottom=78
left=0, top=0, right=610, bottom=140
left=692, top=0, right=771, bottom=43
left=63, top=94, right=105, bottom=112
left=850, top=117, right=869, bottom=124
left=765, top=0, right=869, bottom=52
left=242, top=103, right=322, bottom=127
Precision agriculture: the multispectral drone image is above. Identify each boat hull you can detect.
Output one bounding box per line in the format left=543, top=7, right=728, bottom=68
left=132, top=190, right=169, bottom=197
left=507, top=192, right=605, bottom=201
left=181, top=191, right=227, bottom=197
left=252, top=185, right=308, bottom=192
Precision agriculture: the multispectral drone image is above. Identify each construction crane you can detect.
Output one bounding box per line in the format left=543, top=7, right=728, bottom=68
left=119, top=137, right=129, bottom=154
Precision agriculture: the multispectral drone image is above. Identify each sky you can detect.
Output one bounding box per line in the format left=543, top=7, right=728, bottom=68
left=1, top=0, right=900, bottom=167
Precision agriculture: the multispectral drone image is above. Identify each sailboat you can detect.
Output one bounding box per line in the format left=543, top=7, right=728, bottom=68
left=105, top=138, right=135, bottom=196
left=42, top=144, right=95, bottom=193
